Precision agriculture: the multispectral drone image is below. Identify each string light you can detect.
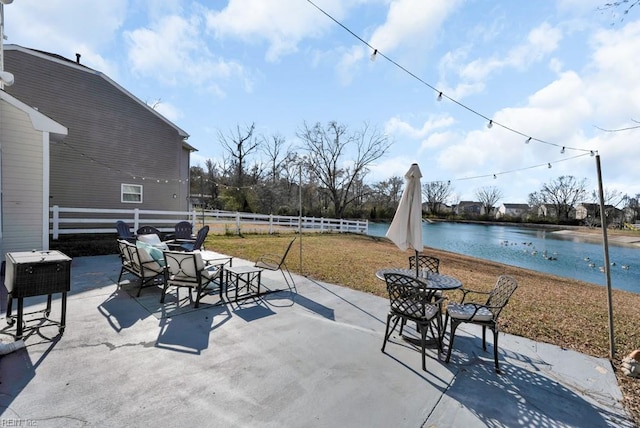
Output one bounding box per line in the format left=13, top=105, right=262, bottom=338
left=561, top=146, right=565, bottom=154
left=487, top=120, right=493, bottom=129
left=437, top=92, right=443, bottom=101
left=525, top=137, right=531, bottom=144
left=305, top=0, right=597, bottom=156
left=370, top=49, right=377, bottom=61
left=442, top=153, right=591, bottom=184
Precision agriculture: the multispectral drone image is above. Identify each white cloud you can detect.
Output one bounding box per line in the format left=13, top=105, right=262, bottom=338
left=5, top=0, right=127, bottom=76
left=439, top=22, right=563, bottom=99
left=368, top=0, right=463, bottom=56
left=385, top=114, right=456, bottom=140
left=205, top=0, right=348, bottom=62
left=124, top=14, right=250, bottom=93
left=153, top=101, right=182, bottom=123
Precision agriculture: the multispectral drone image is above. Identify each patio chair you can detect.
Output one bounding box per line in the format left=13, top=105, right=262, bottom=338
left=162, top=250, right=222, bottom=308
left=137, top=225, right=161, bottom=237
left=254, top=236, right=296, bottom=289
left=116, top=221, right=136, bottom=243
left=116, top=239, right=165, bottom=297
left=409, top=254, right=440, bottom=273
left=445, top=275, right=518, bottom=373
left=164, top=221, right=193, bottom=242
left=175, top=225, right=209, bottom=252
left=381, top=272, right=444, bottom=371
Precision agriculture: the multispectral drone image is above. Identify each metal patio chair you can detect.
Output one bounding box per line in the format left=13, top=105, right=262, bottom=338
left=408, top=254, right=440, bottom=274
left=162, top=250, right=222, bottom=308
left=254, top=236, right=296, bottom=289
left=137, top=225, right=161, bottom=237
left=445, top=275, right=518, bottom=373
left=381, top=272, right=444, bottom=371
left=116, top=221, right=136, bottom=243
left=116, top=239, right=165, bottom=297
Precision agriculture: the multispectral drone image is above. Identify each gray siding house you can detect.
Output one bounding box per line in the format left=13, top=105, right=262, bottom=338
left=4, top=45, right=194, bottom=211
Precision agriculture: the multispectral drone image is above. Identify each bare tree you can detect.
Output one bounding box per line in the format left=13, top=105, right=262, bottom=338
left=529, top=176, right=588, bottom=221
left=218, top=123, right=259, bottom=188
left=261, top=134, right=289, bottom=183
left=422, top=181, right=453, bottom=215
left=218, top=123, right=260, bottom=211
left=297, top=121, right=391, bottom=218
left=599, top=1, right=640, bottom=22
left=475, top=186, right=503, bottom=217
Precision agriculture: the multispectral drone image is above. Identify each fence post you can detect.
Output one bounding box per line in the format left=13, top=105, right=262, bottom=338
left=134, top=208, right=140, bottom=231
left=269, top=214, right=273, bottom=234
left=52, top=205, right=60, bottom=240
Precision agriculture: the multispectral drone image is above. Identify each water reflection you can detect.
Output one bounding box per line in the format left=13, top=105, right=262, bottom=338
left=368, top=222, right=640, bottom=294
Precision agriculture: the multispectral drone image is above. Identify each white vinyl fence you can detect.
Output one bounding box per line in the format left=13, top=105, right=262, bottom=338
left=49, top=206, right=368, bottom=239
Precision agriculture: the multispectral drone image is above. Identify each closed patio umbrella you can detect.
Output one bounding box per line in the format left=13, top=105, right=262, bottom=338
left=386, top=163, right=424, bottom=277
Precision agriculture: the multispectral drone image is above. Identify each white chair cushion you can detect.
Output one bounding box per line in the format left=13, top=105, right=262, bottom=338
left=447, top=303, right=493, bottom=322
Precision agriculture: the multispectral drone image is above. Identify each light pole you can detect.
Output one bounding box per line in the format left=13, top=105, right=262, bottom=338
left=298, top=156, right=307, bottom=275
left=199, top=175, right=205, bottom=228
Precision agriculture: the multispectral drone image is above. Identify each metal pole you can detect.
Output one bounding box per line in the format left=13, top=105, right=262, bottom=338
left=200, top=175, right=205, bottom=228
left=595, top=154, right=615, bottom=358
left=299, top=162, right=303, bottom=275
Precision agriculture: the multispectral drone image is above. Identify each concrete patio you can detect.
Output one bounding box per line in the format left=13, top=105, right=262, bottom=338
left=0, top=253, right=634, bottom=427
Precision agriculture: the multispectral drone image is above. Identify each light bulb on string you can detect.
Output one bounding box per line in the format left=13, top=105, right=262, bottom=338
left=561, top=147, right=565, bottom=154
left=370, top=49, right=377, bottom=61
left=548, top=163, right=552, bottom=169
left=590, top=150, right=596, bottom=157
left=437, top=92, right=443, bottom=102
left=493, top=174, right=497, bottom=179
left=487, top=120, right=493, bottom=129
left=525, top=137, right=531, bottom=144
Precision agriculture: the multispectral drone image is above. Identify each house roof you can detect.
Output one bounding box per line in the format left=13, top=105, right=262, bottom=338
left=5, top=45, right=190, bottom=141
left=0, top=90, right=68, bottom=140
left=502, top=203, right=530, bottom=209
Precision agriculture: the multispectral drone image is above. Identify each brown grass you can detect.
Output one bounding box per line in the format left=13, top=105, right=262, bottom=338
left=206, top=232, right=640, bottom=423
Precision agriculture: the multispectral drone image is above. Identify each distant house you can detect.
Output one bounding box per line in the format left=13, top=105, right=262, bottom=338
left=455, top=201, right=484, bottom=217
left=538, top=203, right=576, bottom=220
left=0, top=90, right=67, bottom=258
left=495, top=203, right=530, bottom=219
left=4, top=45, right=195, bottom=212
left=575, top=203, right=599, bottom=220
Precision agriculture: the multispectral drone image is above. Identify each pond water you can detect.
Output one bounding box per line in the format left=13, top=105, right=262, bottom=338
left=368, top=222, right=640, bottom=294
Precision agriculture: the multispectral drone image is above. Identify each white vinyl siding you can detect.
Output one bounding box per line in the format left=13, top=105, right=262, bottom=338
left=122, top=183, right=143, bottom=203
left=0, top=102, right=45, bottom=255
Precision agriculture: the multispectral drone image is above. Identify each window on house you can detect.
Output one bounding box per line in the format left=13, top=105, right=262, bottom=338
left=122, top=184, right=143, bottom=203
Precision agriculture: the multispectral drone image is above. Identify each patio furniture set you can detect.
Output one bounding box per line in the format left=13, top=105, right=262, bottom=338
left=377, top=254, right=518, bottom=373
left=116, top=221, right=296, bottom=308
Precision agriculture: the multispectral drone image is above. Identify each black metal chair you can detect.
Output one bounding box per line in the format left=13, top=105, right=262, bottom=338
left=177, top=225, right=209, bottom=252
left=164, top=221, right=195, bottom=247
left=445, top=275, right=518, bottom=373
left=162, top=250, right=222, bottom=308
left=137, top=225, right=161, bottom=237
left=381, top=272, right=444, bottom=371
left=409, top=254, right=440, bottom=273
left=116, top=221, right=136, bottom=243
left=254, top=237, right=296, bottom=289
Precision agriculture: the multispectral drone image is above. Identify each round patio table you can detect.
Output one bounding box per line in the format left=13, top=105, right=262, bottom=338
left=375, top=268, right=462, bottom=290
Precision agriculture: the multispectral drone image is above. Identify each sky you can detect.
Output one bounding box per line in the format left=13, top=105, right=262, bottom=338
left=4, top=0, right=640, bottom=204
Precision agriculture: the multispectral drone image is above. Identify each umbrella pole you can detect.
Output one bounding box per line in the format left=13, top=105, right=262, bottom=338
left=415, top=249, right=419, bottom=277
